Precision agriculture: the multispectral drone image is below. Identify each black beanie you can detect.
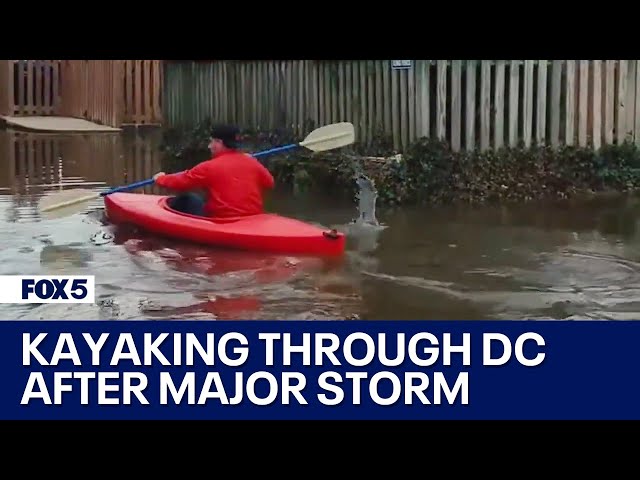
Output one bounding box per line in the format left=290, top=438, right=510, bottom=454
left=210, top=124, right=241, bottom=148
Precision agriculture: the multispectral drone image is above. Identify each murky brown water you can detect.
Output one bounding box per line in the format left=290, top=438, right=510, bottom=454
left=2, top=126, right=640, bottom=320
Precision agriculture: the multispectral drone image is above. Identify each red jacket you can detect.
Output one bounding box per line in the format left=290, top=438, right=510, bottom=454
left=155, top=150, right=275, bottom=218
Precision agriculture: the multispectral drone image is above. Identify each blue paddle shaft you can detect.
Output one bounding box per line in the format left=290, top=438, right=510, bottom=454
left=252, top=143, right=298, bottom=157
left=101, top=178, right=155, bottom=195
left=100, top=143, right=299, bottom=197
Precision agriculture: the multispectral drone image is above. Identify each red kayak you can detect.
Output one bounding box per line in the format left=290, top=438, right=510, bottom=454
left=103, top=192, right=346, bottom=256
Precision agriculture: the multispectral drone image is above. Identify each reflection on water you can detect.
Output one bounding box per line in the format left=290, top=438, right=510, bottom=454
left=2, top=126, right=640, bottom=321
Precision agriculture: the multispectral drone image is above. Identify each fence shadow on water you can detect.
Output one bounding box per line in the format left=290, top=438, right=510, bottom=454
left=0, top=127, right=166, bottom=222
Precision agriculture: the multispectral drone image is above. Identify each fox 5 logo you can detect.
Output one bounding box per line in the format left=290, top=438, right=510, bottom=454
left=0, top=275, right=95, bottom=303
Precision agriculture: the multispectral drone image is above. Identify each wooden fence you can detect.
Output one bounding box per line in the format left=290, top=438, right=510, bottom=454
left=123, top=60, right=163, bottom=126
left=58, top=60, right=123, bottom=128
left=163, top=60, right=640, bottom=152
left=0, top=60, right=163, bottom=128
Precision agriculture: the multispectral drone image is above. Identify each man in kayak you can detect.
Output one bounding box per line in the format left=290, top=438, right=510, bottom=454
left=152, top=124, right=275, bottom=218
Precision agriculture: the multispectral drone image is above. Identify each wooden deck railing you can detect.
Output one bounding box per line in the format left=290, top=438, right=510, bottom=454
left=0, top=60, right=163, bottom=128
left=0, top=60, right=61, bottom=117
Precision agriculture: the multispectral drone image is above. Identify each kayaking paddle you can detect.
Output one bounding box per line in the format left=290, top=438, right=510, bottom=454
left=39, top=122, right=355, bottom=217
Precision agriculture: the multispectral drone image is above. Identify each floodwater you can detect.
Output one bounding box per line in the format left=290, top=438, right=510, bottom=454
left=1, top=127, right=640, bottom=320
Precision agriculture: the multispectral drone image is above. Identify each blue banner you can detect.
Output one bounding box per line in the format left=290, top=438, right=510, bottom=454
left=0, top=320, right=639, bottom=420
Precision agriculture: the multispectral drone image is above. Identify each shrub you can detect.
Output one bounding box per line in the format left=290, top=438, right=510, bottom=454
left=160, top=120, right=640, bottom=206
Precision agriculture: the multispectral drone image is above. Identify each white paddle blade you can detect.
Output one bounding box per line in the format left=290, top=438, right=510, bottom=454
left=39, top=189, right=100, bottom=218
left=299, top=122, right=355, bottom=152
left=41, top=202, right=94, bottom=221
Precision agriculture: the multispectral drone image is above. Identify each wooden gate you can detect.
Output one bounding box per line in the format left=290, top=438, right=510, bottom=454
left=0, top=60, right=61, bottom=117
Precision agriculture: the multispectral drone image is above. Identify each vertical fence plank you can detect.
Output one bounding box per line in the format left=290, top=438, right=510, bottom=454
left=565, top=60, right=576, bottom=145
left=297, top=61, right=305, bottom=134
left=617, top=60, right=628, bottom=144
left=407, top=65, right=416, bottom=146
left=287, top=61, right=295, bottom=131
left=317, top=62, right=325, bottom=130
left=451, top=60, right=462, bottom=151
left=604, top=60, right=615, bottom=144
left=399, top=67, right=408, bottom=148
left=536, top=60, right=548, bottom=145
left=592, top=60, right=602, bottom=150
left=52, top=61, right=59, bottom=114
left=135, top=60, right=143, bottom=124
left=117, top=60, right=125, bottom=127
left=522, top=60, right=534, bottom=148
left=378, top=61, right=387, bottom=136
left=17, top=61, right=25, bottom=115
left=251, top=61, right=258, bottom=128
left=367, top=61, right=376, bottom=142
left=0, top=61, right=13, bottom=115
left=375, top=61, right=383, bottom=133
left=35, top=60, right=43, bottom=114
left=416, top=60, right=429, bottom=138
left=154, top=60, right=162, bottom=124
left=346, top=61, right=353, bottom=135
left=26, top=60, right=34, bottom=114
left=295, top=60, right=302, bottom=133
left=549, top=60, right=562, bottom=147
left=322, top=62, right=330, bottom=132
left=436, top=60, right=447, bottom=141
left=146, top=60, right=153, bottom=124
left=126, top=60, right=134, bottom=124
left=578, top=60, right=589, bottom=147
left=337, top=62, right=347, bottom=130
left=480, top=60, right=491, bottom=151
left=391, top=65, right=400, bottom=148
left=494, top=60, right=505, bottom=149
left=244, top=61, right=251, bottom=126
left=625, top=60, right=637, bottom=144
left=466, top=61, right=477, bottom=150
left=308, top=62, right=316, bottom=128
left=359, top=61, right=368, bottom=145
left=508, top=60, right=519, bottom=147
left=260, top=61, right=267, bottom=127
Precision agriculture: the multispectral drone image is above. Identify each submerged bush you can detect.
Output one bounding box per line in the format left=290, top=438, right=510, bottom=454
left=368, top=137, right=640, bottom=206
left=160, top=119, right=640, bottom=206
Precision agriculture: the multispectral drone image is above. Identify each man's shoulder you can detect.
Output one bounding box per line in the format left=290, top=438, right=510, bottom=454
left=228, top=151, right=265, bottom=166
left=237, top=151, right=259, bottom=160
left=191, top=157, right=217, bottom=170
left=206, top=151, right=263, bottom=171
left=216, top=150, right=256, bottom=160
